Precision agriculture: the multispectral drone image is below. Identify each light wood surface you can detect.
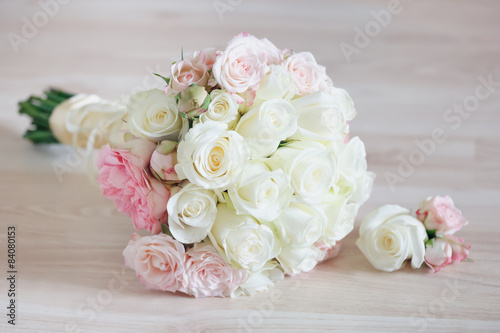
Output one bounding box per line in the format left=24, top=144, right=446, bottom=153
left=1, top=1, right=499, bottom=332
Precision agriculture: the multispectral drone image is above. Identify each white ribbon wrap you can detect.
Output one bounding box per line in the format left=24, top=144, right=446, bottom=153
left=49, top=93, right=128, bottom=183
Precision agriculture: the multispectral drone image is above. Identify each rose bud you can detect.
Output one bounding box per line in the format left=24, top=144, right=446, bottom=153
left=444, top=234, right=471, bottom=263
left=424, top=238, right=453, bottom=273
left=424, top=235, right=471, bottom=273
left=177, top=84, right=210, bottom=119
left=150, top=140, right=180, bottom=183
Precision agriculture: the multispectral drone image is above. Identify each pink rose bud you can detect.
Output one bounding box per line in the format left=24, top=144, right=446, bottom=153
left=416, top=195, right=468, bottom=236
left=424, top=235, right=471, bottom=273
left=150, top=140, right=180, bottom=183
left=424, top=238, right=453, bottom=273
left=443, top=234, right=471, bottom=263
left=170, top=57, right=209, bottom=93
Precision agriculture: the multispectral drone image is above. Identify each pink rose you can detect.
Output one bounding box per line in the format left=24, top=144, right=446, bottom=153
left=228, top=32, right=282, bottom=65
left=444, top=234, right=471, bottom=263
left=169, top=56, right=209, bottom=93
left=150, top=140, right=180, bottom=183
left=212, top=34, right=274, bottom=95
left=96, top=138, right=170, bottom=234
left=416, top=195, right=468, bottom=236
left=283, top=52, right=332, bottom=96
left=424, top=235, right=470, bottom=272
left=193, top=48, right=218, bottom=70
left=424, top=238, right=453, bottom=273
left=123, top=233, right=187, bottom=292
left=315, top=241, right=343, bottom=263
left=184, top=243, right=248, bottom=298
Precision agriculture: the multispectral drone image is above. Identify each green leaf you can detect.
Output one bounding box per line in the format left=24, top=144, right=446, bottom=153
left=426, top=229, right=437, bottom=239
left=278, top=140, right=299, bottom=148
left=201, top=93, right=211, bottom=110
left=153, top=73, right=170, bottom=85
left=425, top=238, right=435, bottom=248
left=161, top=224, right=173, bottom=237
left=222, top=192, right=236, bottom=211
left=181, top=47, right=184, bottom=61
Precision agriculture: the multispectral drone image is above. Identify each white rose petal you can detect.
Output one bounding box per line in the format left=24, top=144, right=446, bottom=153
left=350, top=171, right=376, bottom=205
left=167, top=183, right=218, bottom=244
left=208, top=204, right=280, bottom=272
left=231, top=260, right=284, bottom=297
left=356, top=204, right=428, bottom=272
left=317, top=192, right=359, bottom=247
left=254, top=65, right=297, bottom=103
left=175, top=122, right=250, bottom=190
left=326, top=87, right=357, bottom=121
left=200, top=90, right=240, bottom=129
left=277, top=246, right=325, bottom=275
left=272, top=199, right=327, bottom=247
left=331, top=137, right=375, bottom=205
left=267, top=141, right=337, bottom=203
left=289, top=91, right=349, bottom=142
left=128, top=89, right=183, bottom=142
left=235, top=99, right=298, bottom=158
left=228, top=161, right=293, bottom=222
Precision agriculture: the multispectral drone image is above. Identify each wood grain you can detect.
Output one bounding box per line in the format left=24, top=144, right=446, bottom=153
left=1, top=0, right=499, bottom=332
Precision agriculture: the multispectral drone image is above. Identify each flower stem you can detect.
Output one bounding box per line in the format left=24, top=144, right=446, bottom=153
left=18, top=88, right=75, bottom=144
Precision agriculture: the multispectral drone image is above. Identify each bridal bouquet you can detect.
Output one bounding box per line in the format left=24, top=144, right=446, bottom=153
left=19, top=33, right=375, bottom=297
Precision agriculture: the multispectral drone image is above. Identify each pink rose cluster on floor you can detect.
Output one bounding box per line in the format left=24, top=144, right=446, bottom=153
left=95, top=33, right=373, bottom=297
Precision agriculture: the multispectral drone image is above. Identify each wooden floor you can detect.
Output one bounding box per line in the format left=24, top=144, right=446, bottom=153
left=1, top=0, right=499, bottom=332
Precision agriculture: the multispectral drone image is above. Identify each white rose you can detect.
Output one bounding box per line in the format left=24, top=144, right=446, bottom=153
left=128, top=89, right=183, bottom=142
left=270, top=199, right=329, bottom=275
left=272, top=199, right=327, bottom=247
left=228, top=161, right=293, bottom=222
left=356, top=204, right=428, bottom=272
left=208, top=204, right=280, bottom=271
left=266, top=141, right=337, bottom=203
left=235, top=99, right=298, bottom=158
left=332, top=137, right=375, bottom=205
left=289, top=91, right=349, bottom=142
left=350, top=172, right=376, bottom=205
left=254, top=65, right=297, bottom=103
left=200, top=90, right=240, bottom=129
left=277, top=246, right=324, bottom=275
left=317, top=192, right=359, bottom=247
left=175, top=122, right=250, bottom=190
left=231, top=260, right=284, bottom=297
left=326, top=86, right=357, bottom=121
left=166, top=183, right=218, bottom=244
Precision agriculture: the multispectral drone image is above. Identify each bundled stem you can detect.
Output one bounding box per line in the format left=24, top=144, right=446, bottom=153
left=18, top=88, right=75, bottom=144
